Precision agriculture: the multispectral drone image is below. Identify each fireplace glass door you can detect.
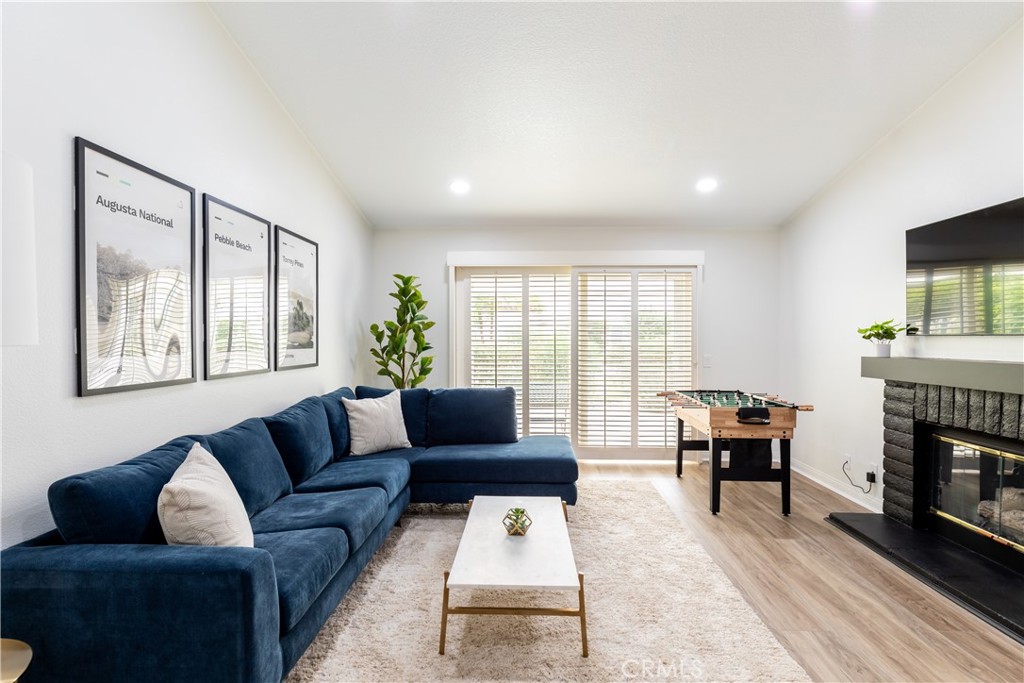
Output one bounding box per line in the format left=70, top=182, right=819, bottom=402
left=932, top=435, right=1024, bottom=551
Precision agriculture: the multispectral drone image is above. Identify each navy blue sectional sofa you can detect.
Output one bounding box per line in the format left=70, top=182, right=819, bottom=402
left=0, top=386, right=578, bottom=683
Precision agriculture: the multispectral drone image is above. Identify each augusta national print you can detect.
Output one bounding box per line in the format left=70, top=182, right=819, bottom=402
left=76, top=138, right=196, bottom=396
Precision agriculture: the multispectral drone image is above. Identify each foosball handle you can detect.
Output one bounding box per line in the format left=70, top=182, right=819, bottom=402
left=797, top=405, right=814, bottom=411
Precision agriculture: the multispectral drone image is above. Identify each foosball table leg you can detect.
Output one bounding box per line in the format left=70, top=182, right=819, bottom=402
left=780, top=438, right=791, bottom=516
left=676, top=417, right=684, bottom=478
left=710, top=438, right=722, bottom=514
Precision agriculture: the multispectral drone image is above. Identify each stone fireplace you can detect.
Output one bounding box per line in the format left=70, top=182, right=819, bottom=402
left=871, top=359, right=1023, bottom=531
left=879, top=378, right=1022, bottom=536
left=829, top=356, right=1024, bottom=641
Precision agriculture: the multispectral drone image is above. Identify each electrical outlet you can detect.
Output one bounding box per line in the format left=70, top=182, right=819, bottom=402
left=866, top=465, right=877, bottom=484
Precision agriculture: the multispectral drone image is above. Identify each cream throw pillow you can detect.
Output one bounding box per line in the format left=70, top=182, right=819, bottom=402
left=342, top=391, right=412, bottom=455
left=158, top=442, right=254, bottom=547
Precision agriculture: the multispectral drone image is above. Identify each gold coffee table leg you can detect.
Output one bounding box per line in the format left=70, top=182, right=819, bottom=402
left=562, top=500, right=569, bottom=521
left=439, top=571, right=450, bottom=655
left=578, top=573, right=589, bottom=657
left=1, top=639, right=33, bottom=682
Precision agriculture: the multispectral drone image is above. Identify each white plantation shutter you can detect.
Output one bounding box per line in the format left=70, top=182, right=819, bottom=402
left=575, top=269, right=695, bottom=452
left=576, top=272, right=633, bottom=447
left=468, top=271, right=572, bottom=436
left=637, top=272, right=694, bottom=447
left=459, top=265, right=696, bottom=453
left=470, top=274, right=524, bottom=431
left=527, top=273, right=571, bottom=435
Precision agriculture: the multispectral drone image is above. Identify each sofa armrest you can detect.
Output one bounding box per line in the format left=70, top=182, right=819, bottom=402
left=1, top=541, right=282, bottom=683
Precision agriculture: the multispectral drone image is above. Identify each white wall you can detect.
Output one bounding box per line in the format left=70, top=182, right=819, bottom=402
left=778, top=23, right=1024, bottom=510
left=1, top=3, right=372, bottom=546
left=369, top=227, right=781, bottom=442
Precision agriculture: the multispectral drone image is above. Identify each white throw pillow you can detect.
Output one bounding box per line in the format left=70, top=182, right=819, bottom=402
left=158, top=443, right=254, bottom=547
left=342, top=391, right=412, bottom=455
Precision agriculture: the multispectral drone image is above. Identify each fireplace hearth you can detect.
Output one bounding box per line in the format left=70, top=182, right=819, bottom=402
left=829, top=357, right=1024, bottom=642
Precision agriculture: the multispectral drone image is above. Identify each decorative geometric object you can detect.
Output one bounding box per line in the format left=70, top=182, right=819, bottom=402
left=502, top=507, right=532, bottom=536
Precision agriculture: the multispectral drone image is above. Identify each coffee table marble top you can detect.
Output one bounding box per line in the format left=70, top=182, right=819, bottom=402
left=447, top=496, right=579, bottom=591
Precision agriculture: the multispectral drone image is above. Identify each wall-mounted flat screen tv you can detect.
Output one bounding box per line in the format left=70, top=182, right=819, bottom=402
left=906, top=197, right=1023, bottom=336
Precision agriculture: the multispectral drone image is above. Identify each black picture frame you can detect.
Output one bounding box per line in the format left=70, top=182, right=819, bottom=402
left=274, top=225, right=319, bottom=370
left=203, top=194, right=272, bottom=380
left=75, top=137, right=196, bottom=396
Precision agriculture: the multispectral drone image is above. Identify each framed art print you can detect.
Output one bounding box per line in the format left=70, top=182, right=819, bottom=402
left=75, top=137, right=196, bottom=396
left=275, top=226, right=318, bottom=370
left=203, top=194, right=271, bottom=379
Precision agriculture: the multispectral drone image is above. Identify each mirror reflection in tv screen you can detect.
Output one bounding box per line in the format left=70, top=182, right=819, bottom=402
left=906, top=197, right=1024, bottom=336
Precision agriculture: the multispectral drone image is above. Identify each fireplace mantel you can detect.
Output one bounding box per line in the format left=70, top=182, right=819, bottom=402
left=861, top=357, right=1024, bottom=394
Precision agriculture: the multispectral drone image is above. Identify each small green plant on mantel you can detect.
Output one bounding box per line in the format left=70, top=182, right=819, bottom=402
left=857, top=319, right=918, bottom=357
left=856, top=319, right=917, bottom=343
left=370, top=274, right=435, bottom=389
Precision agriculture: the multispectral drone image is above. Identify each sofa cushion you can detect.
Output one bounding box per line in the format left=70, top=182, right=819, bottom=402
left=158, top=443, right=254, bottom=547
left=262, top=397, right=334, bottom=486
left=412, top=436, right=578, bottom=484
left=426, top=387, right=518, bottom=446
left=320, top=387, right=356, bottom=458
left=255, top=528, right=349, bottom=633
left=203, top=418, right=293, bottom=517
left=355, top=386, right=429, bottom=447
left=48, top=436, right=206, bottom=545
left=412, top=481, right=579, bottom=506
left=249, top=488, right=389, bottom=550
left=352, top=446, right=429, bottom=468
left=294, top=457, right=411, bottom=502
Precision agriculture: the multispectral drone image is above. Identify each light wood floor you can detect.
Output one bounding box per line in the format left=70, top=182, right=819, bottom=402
left=579, top=460, right=1024, bottom=682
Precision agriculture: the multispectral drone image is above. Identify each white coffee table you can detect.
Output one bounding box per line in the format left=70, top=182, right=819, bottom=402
left=439, top=495, right=588, bottom=657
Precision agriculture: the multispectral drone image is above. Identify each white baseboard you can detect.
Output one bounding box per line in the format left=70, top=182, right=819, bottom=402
left=577, top=453, right=885, bottom=514
left=791, top=459, right=883, bottom=513
left=577, top=458, right=674, bottom=466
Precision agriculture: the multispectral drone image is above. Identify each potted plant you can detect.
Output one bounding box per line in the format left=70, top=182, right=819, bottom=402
left=502, top=507, right=532, bottom=536
left=370, top=274, right=435, bottom=389
left=856, top=319, right=917, bottom=357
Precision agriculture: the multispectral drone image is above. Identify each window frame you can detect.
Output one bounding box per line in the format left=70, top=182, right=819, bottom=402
left=449, top=251, right=703, bottom=459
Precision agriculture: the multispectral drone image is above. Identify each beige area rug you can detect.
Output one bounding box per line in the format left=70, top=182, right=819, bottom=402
left=286, top=481, right=810, bottom=682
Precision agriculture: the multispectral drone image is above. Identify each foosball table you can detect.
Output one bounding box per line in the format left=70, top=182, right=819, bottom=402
left=659, top=390, right=814, bottom=515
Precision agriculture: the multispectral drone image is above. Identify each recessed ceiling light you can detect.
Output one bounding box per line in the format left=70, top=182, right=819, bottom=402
left=695, top=177, right=718, bottom=194
left=449, top=179, right=471, bottom=195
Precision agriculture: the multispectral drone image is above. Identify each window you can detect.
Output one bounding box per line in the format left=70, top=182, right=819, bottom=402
left=454, top=262, right=697, bottom=456
left=464, top=270, right=571, bottom=436
left=575, top=270, right=695, bottom=455
left=526, top=273, right=572, bottom=435
left=469, top=273, right=524, bottom=428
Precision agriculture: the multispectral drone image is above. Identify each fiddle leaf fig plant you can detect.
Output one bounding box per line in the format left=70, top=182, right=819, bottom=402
left=370, top=274, right=435, bottom=389
left=857, top=319, right=918, bottom=344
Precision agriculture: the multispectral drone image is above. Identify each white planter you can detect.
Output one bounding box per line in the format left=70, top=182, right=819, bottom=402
left=874, top=344, right=892, bottom=358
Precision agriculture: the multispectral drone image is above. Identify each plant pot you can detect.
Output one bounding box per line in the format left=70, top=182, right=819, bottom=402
left=503, top=508, right=532, bottom=535
left=874, top=344, right=892, bottom=358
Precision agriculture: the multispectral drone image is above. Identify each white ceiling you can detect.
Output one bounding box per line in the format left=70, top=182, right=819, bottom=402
left=210, top=2, right=1022, bottom=230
